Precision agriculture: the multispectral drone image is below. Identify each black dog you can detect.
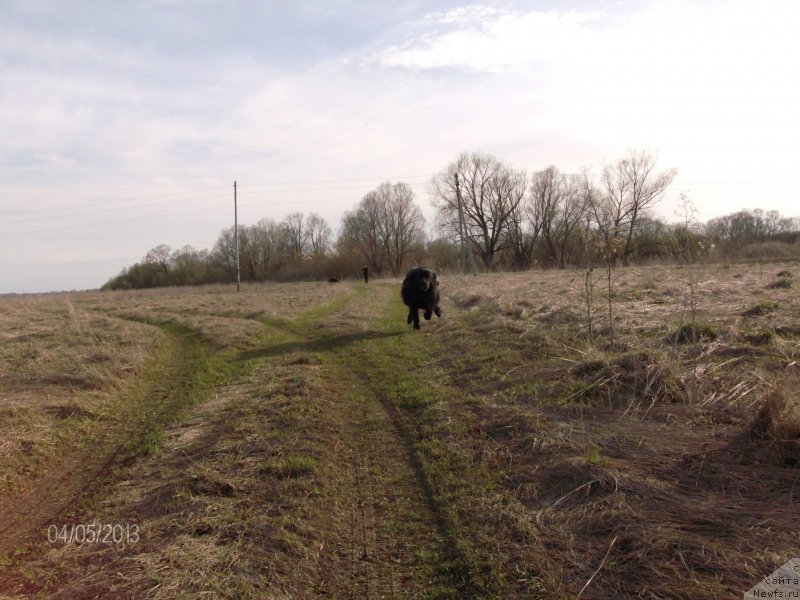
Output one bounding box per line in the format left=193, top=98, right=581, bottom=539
left=401, top=267, right=442, bottom=330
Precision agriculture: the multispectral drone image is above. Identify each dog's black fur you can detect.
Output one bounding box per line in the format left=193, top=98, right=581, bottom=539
left=328, top=277, right=339, bottom=283
left=401, top=267, right=442, bottom=330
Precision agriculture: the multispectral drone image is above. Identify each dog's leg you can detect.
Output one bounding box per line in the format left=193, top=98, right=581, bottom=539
left=434, top=306, right=442, bottom=318
left=423, top=309, right=432, bottom=320
left=412, top=309, right=420, bottom=330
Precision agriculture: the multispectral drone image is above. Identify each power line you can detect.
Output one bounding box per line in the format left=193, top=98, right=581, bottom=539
left=240, top=184, right=397, bottom=193
left=5, top=185, right=231, bottom=217
left=241, top=174, right=432, bottom=186
left=2, top=195, right=407, bottom=236
left=2, top=205, right=231, bottom=237
left=2, top=179, right=432, bottom=221
left=239, top=196, right=368, bottom=208
left=5, top=173, right=788, bottom=238
left=569, top=172, right=790, bottom=185
left=669, top=182, right=791, bottom=187
left=236, top=182, right=429, bottom=194
left=8, top=175, right=774, bottom=228
left=2, top=186, right=431, bottom=225
left=0, top=193, right=230, bottom=225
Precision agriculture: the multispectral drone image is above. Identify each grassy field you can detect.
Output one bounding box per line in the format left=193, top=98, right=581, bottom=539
left=1, top=262, right=799, bottom=598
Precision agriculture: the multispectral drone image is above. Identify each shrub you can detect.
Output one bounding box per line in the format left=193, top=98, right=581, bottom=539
left=738, top=241, right=800, bottom=260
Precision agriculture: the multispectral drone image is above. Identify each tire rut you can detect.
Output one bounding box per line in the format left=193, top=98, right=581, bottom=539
left=2, top=286, right=469, bottom=597
left=0, top=318, right=219, bottom=587
left=265, top=285, right=470, bottom=598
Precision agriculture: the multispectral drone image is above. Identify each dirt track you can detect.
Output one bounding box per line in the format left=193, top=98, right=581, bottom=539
left=0, top=327, right=210, bottom=562
left=0, top=284, right=482, bottom=598
left=2, top=269, right=799, bottom=598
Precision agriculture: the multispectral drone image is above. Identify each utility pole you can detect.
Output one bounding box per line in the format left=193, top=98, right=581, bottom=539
left=234, top=181, right=241, bottom=293
left=454, top=173, right=478, bottom=276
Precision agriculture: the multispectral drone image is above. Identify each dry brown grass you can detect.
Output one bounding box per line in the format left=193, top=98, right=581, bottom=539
left=0, top=280, right=356, bottom=504
left=79, top=280, right=354, bottom=320
left=0, top=279, right=357, bottom=478
left=74, top=280, right=359, bottom=350
left=0, top=280, right=452, bottom=598
left=749, top=388, right=800, bottom=465
left=0, top=295, right=157, bottom=493
left=426, top=262, right=800, bottom=597
left=3, top=264, right=800, bottom=598
left=22, top=358, right=333, bottom=598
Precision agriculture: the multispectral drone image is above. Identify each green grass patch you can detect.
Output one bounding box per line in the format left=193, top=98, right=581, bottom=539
left=310, top=288, right=550, bottom=599
left=585, top=447, right=605, bottom=465
left=105, top=323, right=244, bottom=456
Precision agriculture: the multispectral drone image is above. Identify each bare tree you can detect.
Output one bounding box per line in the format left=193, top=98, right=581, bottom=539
left=524, top=180, right=546, bottom=263
left=280, top=212, right=307, bottom=261
left=144, top=244, right=172, bottom=274
left=529, top=166, right=561, bottom=266
left=212, top=228, right=239, bottom=278
left=506, top=201, right=538, bottom=269
left=764, top=209, right=782, bottom=239
left=339, top=182, right=425, bottom=275
left=306, top=213, right=332, bottom=258
left=375, top=182, right=425, bottom=275
left=431, top=152, right=527, bottom=270
left=237, top=226, right=258, bottom=280
left=170, top=245, right=208, bottom=285
left=339, top=193, right=386, bottom=274
left=528, top=166, right=587, bottom=268
left=555, top=174, right=588, bottom=268
left=778, top=216, right=800, bottom=236
left=241, top=219, right=283, bottom=279
left=592, top=150, right=676, bottom=265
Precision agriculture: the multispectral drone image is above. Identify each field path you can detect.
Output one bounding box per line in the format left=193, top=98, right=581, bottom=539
left=0, top=324, right=219, bottom=564
left=264, top=283, right=476, bottom=598
left=5, top=267, right=800, bottom=598
left=0, top=282, right=483, bottom=598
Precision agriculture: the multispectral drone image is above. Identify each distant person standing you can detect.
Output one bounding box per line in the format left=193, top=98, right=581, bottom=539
left=362, top=265, right=369, bottom=284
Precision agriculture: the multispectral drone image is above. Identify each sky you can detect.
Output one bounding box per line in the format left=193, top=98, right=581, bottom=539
left=1, top=0, right=799, bottom=293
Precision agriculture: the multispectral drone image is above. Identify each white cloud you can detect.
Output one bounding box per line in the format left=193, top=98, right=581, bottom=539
left=369, top=5, right=603, bottom=73
left=366, top=1, right=800, bottom=219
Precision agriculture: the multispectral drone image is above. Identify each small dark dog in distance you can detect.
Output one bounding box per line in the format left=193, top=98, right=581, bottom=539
left=401, top=267, right=442, bottom=330
left=328, top=277, right=339, bottom=283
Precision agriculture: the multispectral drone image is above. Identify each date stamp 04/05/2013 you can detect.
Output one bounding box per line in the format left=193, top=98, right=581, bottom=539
left=46, top=523, right=140, bottom=545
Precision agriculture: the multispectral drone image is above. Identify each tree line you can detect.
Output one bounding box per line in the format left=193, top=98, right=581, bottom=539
left=102, top=150, right=800, bottom=290
left=103, top=181, right=433, bottom=289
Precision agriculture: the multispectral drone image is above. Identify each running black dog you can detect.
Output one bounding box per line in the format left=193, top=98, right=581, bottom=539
left=401, top=267, right=442, bottom=330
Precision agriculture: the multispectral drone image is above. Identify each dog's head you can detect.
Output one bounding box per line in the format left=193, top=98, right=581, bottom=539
left=411, top=267, right=437, bottom=293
